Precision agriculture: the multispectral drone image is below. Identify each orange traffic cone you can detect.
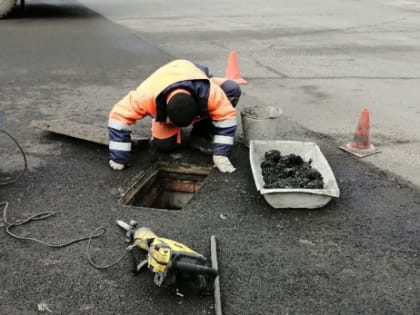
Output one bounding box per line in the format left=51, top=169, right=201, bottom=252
left=339, top=108, right=378, bottom=158
left=225, top=50, right=247, bottom=84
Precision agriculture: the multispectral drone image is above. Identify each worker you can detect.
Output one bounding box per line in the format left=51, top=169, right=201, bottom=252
left=107, top=59, right=241, bottom=173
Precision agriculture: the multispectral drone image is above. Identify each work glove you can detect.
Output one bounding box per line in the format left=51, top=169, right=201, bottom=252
left=213, top=155, right=236, bottom=173
left=109, top=160, right=125, bottom=171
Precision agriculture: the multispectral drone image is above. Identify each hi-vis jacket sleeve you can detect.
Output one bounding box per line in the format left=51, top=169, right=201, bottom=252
left=108, top=88, right=150, bottom=164
left=207, top=82, right=238, bottom=156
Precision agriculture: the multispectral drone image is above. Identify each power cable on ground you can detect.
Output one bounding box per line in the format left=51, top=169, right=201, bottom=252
left=0, top=129, right=127, bottom=269
left=0, top=129, right=28, bottom=186
left=1, top=197, right=128, bottom=269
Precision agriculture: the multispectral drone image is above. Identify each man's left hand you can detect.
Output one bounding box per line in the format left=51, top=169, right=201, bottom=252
left=213, top=155, right=236, bottom=173
left=109, top=160, right=125, bottom=171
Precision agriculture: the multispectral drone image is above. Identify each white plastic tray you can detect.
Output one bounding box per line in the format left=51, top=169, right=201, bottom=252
left=250, top=140, right=340, bottom=209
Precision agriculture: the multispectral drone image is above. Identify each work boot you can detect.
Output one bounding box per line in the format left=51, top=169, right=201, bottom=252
left=189, top=134, right=213, bottom=155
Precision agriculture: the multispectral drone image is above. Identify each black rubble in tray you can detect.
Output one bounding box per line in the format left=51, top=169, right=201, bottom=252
left=261, top=150, right=324, bottom=189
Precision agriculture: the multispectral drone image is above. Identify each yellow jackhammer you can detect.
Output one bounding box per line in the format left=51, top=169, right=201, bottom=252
left=116, top=220, right=218, bottom=293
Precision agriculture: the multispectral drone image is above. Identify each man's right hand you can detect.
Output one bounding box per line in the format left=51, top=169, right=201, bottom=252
left=109, top=160, right=125, bottom=171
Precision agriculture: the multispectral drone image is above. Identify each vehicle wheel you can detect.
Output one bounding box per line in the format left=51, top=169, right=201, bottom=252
left=0, top=0, right=16, bottom=18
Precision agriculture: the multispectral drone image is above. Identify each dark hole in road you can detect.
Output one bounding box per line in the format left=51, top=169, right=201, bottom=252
left=120, top=162, right=212, bottom=210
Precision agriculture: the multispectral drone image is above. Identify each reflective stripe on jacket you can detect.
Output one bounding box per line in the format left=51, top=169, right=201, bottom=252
left=108, top=59, right=237, bottom=163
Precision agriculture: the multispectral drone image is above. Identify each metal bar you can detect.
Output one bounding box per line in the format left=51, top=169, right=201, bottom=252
left=210, top=235, right=222, bottom=315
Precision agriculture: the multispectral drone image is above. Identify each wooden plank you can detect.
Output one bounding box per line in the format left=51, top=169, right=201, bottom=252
left=31, top=120, right=149, bottom=146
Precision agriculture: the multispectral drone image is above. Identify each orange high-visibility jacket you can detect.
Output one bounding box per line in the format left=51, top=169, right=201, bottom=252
left=108, top=59, right=237, bottom=164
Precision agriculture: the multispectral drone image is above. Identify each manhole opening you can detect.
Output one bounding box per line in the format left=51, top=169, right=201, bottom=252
left=120, top=163, right=212, bottom=210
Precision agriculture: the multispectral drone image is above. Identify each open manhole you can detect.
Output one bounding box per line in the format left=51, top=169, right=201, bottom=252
left=120, top=162, right=212, bottom=210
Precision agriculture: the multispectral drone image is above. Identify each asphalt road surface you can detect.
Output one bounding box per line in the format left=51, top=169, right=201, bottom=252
left=0, top=1, right=419, bottom=314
